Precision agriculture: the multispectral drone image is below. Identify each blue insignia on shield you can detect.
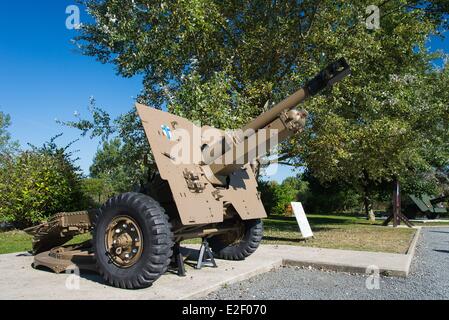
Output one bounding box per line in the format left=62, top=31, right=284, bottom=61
left=161, top=125, right=172, bottom=140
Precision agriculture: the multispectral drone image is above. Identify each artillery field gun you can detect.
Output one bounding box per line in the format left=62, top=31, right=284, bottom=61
left=25, top=58, right=350, bottom=289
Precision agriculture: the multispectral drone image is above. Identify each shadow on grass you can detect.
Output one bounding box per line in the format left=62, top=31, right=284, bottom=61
left=263, top=236, right=306, bottom=243
left=309, top=227, right=335, bottom=232
left=265, top=215, right=380, bottom=228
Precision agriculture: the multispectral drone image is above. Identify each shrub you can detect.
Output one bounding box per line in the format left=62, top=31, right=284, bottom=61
left=259, top=177, right=307, bottom=216
left=258, top=180, right=278, bottom=215
left=81, top=177, right=114, bottom=206
left=0, top=150, right=85, bottom=228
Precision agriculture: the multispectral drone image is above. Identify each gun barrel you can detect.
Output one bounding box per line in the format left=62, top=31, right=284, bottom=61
left=203, top=58, right=351, bottom=173
left=243, top=58, right=350, bottom=133
left=430, top=195, right=449, bottom=205
left=242, top=88, right=308, bottom=133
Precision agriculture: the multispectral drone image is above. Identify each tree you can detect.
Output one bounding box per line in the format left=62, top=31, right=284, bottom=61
left=271, top=177, right=303, bottom=215
left=300, top=171, right=362, bottom=214
left=77, top=0, right=319, bottom=110
left=81, top=177, right=113, bottom=204
left=67, top=1, right=448, bottom=207
left=76, top=0, right=448, bottom=110
left=258, top=176, right=308, bottom=215
left=89, top=137, right=143, bottom=193
left=277, top=2, right=449, bottom=219
left=291, top=61, right=449, bottom=220
left=257, top=180, right=278, bottom=215
left=0, top=136, right=86, bottom=228
left=0, top=111, right=18, bottom=155
left=60, top=97, right=153, bottom=189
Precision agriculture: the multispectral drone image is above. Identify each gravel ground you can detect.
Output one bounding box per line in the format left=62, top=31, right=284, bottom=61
left=206, top=227, right=449, bottom=300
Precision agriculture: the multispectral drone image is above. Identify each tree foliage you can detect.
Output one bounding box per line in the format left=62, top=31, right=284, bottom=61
left=0, top=136, right=86, bottom=228
left=77, top=0, right=448, bottom=108
left=299, top=171, right=362, bottom=214
left=81, top=177, right=113, bottom=205
left=259, top=176, right=308, bottom=215
left=259, top=174, right=363, bottom=215
left=67, top=1, right=448, bottom=206
left=59, top=97, right=153, bottom=186
left=275, top=1, right=449, bottom=214
left=0, top=111, right=19, bottom=155
left=90, top=137, right=145, bottom=193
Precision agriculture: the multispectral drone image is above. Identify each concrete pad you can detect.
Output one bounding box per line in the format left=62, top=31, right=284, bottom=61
left=270, top=246, right=410, bottom=276
left=0, top=248, right=282, bottom=300
left=377, top=216, right=449, bottom=224
left=410, top=218, right=449, bottom=223
left=0, top=231, right=419, bottom=300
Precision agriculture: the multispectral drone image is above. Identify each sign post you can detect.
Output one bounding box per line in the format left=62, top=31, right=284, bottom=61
left=291, top=202, right=314, bottom=239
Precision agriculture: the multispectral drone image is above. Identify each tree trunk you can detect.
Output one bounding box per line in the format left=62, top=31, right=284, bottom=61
left=363, top=194, right=376, bottom=221
left=362, top=171, right=376, bottom=221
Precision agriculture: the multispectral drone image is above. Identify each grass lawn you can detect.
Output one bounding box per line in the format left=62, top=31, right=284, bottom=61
left=0, top=214, right=417, bottom=255
left=0, top=230, right=32, bottom=254
left=262, top=214, right=416, bottom=254
left=0, top=232, right=91, bottom=255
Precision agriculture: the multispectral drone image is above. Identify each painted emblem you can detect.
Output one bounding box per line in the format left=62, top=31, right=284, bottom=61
left=161, top=125, right=172, bottom=140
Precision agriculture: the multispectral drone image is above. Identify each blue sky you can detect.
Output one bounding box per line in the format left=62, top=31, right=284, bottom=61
left=0, top=2, right=447, bottom=183
left=1, top=1, right=143, bottom=175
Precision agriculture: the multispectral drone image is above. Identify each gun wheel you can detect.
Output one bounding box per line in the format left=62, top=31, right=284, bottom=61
left=93, top=192, right=173, bottom=289
left=104, top=216, right=144, bottom=268
left=208, top=218, right=263, bottom=260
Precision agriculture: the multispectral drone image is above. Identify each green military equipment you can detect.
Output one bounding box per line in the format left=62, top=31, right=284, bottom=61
left=404, top=194, right=448, bottom=220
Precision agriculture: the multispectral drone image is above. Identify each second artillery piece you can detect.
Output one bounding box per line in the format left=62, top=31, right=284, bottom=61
left=26, top=58, right=350, bottom=289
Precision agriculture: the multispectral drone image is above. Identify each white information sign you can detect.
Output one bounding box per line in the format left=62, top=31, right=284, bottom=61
left=291, top=202, right=314, bottom=239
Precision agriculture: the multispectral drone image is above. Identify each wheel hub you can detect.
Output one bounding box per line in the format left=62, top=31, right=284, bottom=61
left=105, top=216, right=143, bottom=268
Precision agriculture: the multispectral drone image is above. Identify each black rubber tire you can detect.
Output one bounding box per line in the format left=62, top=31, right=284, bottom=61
left=93, top=192, right=173, bottom=289
left=208, top=219, right=263, bottom=260
left=403, top=204, right=419, bottom=220
left=426, top=212, right=440, bottom=220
